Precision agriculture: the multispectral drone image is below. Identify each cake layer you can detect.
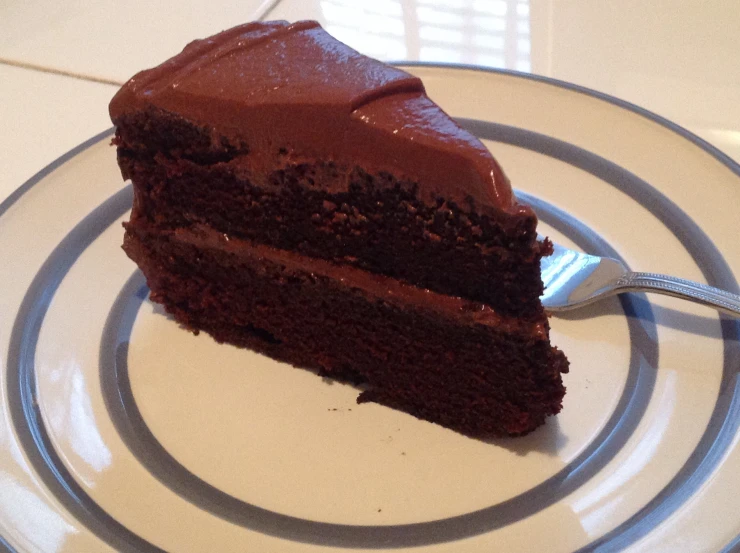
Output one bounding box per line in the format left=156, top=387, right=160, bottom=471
left=123, top=224, right=568, bottom=437
left=118, top=125, right=547, bottom=318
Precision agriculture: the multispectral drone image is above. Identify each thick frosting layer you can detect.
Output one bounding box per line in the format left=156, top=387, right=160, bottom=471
left=110, top=20, right=531, bottom=217
left=144, top=224, right=547, bottom=338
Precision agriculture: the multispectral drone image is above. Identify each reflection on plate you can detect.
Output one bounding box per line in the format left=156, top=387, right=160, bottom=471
left=1, top=65, right=739, bottom=553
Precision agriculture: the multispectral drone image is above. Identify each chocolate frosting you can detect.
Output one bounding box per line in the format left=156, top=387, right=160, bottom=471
left=156, top=224, right=547, bottom=338
left=110, top=20, right=532, bottom=218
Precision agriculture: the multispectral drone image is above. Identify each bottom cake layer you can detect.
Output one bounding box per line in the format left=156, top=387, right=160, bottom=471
left=123, top=224, right=568, bottom=437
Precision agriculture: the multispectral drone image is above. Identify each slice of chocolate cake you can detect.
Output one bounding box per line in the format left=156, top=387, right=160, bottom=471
left=110, top=20, right=569, bottom=437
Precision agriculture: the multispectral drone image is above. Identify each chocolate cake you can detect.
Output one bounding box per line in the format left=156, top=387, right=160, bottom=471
left=110, top=20, right=569, bottom=437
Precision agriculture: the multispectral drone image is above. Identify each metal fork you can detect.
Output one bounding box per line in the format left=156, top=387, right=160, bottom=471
left=540, top=241, right=740, bottom=317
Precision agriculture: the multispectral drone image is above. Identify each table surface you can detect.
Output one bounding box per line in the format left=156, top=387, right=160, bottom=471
left=2, top=0, right=739, bottom=203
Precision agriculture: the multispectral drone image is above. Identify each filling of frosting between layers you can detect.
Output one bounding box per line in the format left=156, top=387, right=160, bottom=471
left=128, top=223, right=548, bottom=339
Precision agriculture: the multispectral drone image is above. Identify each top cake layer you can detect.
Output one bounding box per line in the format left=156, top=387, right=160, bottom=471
left=109, top=20, right=529, bottom=217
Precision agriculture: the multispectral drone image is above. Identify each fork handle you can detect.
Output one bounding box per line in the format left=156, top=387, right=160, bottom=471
left=616, top=272, right=740, bottom=317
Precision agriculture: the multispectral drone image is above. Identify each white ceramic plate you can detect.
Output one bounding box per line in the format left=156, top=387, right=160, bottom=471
left=1, top=65, right=739, bottom=553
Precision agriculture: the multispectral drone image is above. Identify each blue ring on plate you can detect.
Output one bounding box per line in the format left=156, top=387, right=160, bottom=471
left=3, top=63, right=740, bottom=551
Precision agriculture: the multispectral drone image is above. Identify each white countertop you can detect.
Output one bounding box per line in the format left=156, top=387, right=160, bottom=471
left=2, top=0, right=739, bottom=202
